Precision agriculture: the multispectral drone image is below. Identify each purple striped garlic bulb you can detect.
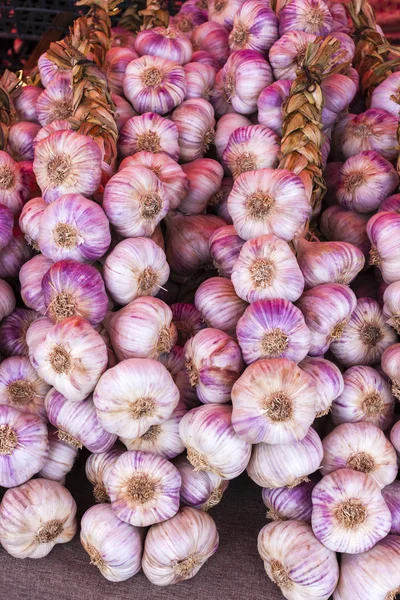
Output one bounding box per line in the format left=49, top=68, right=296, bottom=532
left=7, top=122, right=41, bottom=162
left=390, top=420, right=400, bottom=457
left=299, top=356, right=344, bottom=417
left=229, top=0, right=278, bottom=53
left=0, top=280, right=15, bottom=322
left=134, top=27, right=193, bottom=65
left=112, top=94, right=136, bottom=131
left=279, top=0, right=333, bottom=36
left=25, top=316, right=53, bottom=364
left=0, top=204, right=13, bottom=251
left=371, top=71, right=400, bottom=118
left=0, top=151, right=30, bottom=214
left=194, top=277, right=248, bottom=338
left=170, top=7, right=207, bottom=39
left=104, top=46, right=138, bottom=95
left=191, top=50, right=220, bottom=71
left=36, top=76, right=73, bottom=126
left=183, top=62, right=216, bottom=100
left=214, top=113, right=252, bottom=159
left=321, top=205, right=371, bottom=260
left=232, top=358, right=316, bottom=445
left=0, top=228, right=33, bottom=280
left=107, top=450, right=181, bottom=527
left=192, top=22, right=230, bottom=68
left=39, top=425, right=78, bottom=483
left=367, top=211, right=400, bottom=284
left=158, top=345, right=199, bottom=409
left=382, top=481, right=400, bottom=536
left=19, top=255, right=52, bottom=314
left=171, top=303, right=205, bottom=347
left=118, top=112, right=180, bottom=160
left=0, top=405, right=48, bottom=488
left=179, top=158, right=224, bottom=215
left=208, top=0, right=246, bottom=29
left=171, top=98, right=216, bottom=163
left=85, top=446, right=125, bottom=503
left=0, top=479, right=77, bottom=559
left=18, top=197, right=47, bottom=251
left=268, top=31, right=316, bottom=81
left=93, top=357, right=180, bottom=439
left=209, top=225, right=244, bottom=278
left=321, top=74, right=357, bottom=135
left=80, top=504, right=142, bottom=582
left=174, top=455, right=229, bottom=511
left=33, top=120, right=73, bottom=148
left=258, top=520, right=339, bottom=600
left=383, top=281, right=400, bottom=334
left=0, top=307, right=39, bottom=357
left=222, top=125, right=280, bottom=179
left=257, top=80, right=291, bottom=136
left=0, top=356, right=50, bottom=421
left=14, top=84, right=42, bottom=120
left=262, top=479, right=316, bottom=523
left=311, top=468, right=391, bottom=554
left=382, top=343, right=400, bottom=400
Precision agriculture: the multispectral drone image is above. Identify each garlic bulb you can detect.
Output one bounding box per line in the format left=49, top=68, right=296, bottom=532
left=142, top=507, right=219, bottom=586
left=113, top=93, right=137, bottom=131
left=179, top=404, right=252, bottom=479
left=257, top=80, right=291, bottom=137
left=380, top=193, right=400, bottom=213
left=371, top=71, right=400, bottom=118
left=299, top=356, right=343, bottom=417
left=0, top=308, right=39, bottom=357
left=191, top=50, right=220, bottom=71
left=337, top=109, right=399, bottom=161
left=32, top=316, right=108, bottom=402
left=208, top=0, right=245, bottom=29
left=367, top=211, right=400, bottom=284
left=0, top=151, right=30, bottom=214
left=321, top=74, right=357, bottom=134
left=390, top=420, right=400, bottom=456
left=7, top=122, right=41, bottom=161
left=222, top=125, right=280, bottom=179
left=104, top=46, right=139, bottom=95
left=171, top=303, right=205, bottom=346
left=231, top=234, right=305, bottom=303
left=0, top=280, right=15, bottom=322
left=262, top=480, right=316, bottom=523
left=258, top=520, right=339, bottom=600
left=158, top=345, right=199, bottom=409
left=247, top=427, right=323, bottom=488
left=237, top=299, right=311, bottom=364
left=330, top=297, right=397, bottom=367
left=103, top=166, right=170, bottom=238
left=118, top=112, right=180, bottom=161
left=227, top=168, right=310, bottom=242
left=195, top=277, right=248, bottom=337
left=280, top=0, right=333, bottom=35
left=14, top=85, right=42, bottom=120
left=104, top=297, right=177, bottom=361
left=171, top=98, right=216, bottom=163
left=0, top=404, right=48, bottom=488
left=0, top=229, right=33, bottom=280
left=382, top=344, right=400, bottom=400
left=107, top=449, right=181, bottom=527
left=382, top=481, right=400, bottom=535
left=33, top=130, right=103, bottom=203
left=18, top=197, right=46, bottom=250
left=174, top=455, right=228, bottom=510
left=192, top=22, right=230, bottom=68
left=94, top=357, right=180, bottom=439
left=0, top=479, right=77, bottom=558
left=19, top=255, right=52, bottom=314
left=212, top=178, right=234, bottom=222
left=104, top=237, right=169, bottom=305
left=269, top=31, right=316, bottom=80
left=0, top=356, right=50, bottom=421
left=85, top=446, right=125, bottom=503
left=321, top=205, right=371, bottom=259
left=170, top=7, right=207, bottom=39
left=232, top=358, right=316, bottom=445
left=39, top=425, right=78, bottom=483
left=36, top=76, right=73, bottom=126
left=111, top=27, right=136, bottom=50
left=33, top=120, right=73, bottom=148
left=80, top=504, right=142, bottom=582
left=135, top=27, right=193, bottom=65
left=185, top=328, right=243, bottom=404
left=214, top=113, right=252, bottom=159
left=311, top=468, right=391, bottom=554
left=209, top=225, right=244, bottom=278
left=179, top=159, right=224, bottom=215
left=296, top=283, right=357, bottom=356
left=0, top=204, right=13, bottom=251
left=123, top=55, right=186, bottom=115
left=183, top=62, right=216, bottom=100
left=229, top=1, right=278, bottom=53
left=26, top=316, right=53, bottom=363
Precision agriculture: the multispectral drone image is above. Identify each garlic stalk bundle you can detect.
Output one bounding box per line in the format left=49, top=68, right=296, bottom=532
left=330, top=297, right=397, bottom=367
left=184, top=328, right=243, bottom=404
left=248, top=426, right=322, bottom=489
left=0, top=479, right=77, bottom=559
left=0, top=308, right=39, bottom=357
left=337, top=151, right=398, bottom=213
left=178, top=158, right=223, bottom=215
left=300, top=356, right=344, bottom=417
left=36, top=76, right=73, bottom=126
left=214, top=113, right=252, bottom=159
left=107, top=450, right=181, bottom=527
left=237, top=299, right=311, bottom=364
left=179, top=404, right=252, bottom=479
left=296, top=238, right=365, bottom=289
left=332, top=365, right=395, bottom=430
left=171, top=303, right=205, bottom=346
left=209, top=225, right=244, bottom=278
left=104, top=47, right=139, bottom=96
left=231, top=234, right=305, bottom=303
left=0, top=356, right=50, bottom=421
left=7, top=122, right=41, bottom=162
left=85, top=446, right=125, bottom=503
left=195, top=277, right=248, bottom=337
left=80, top=504, right=142, bottom=582
left=0, top=204, right=13, bottom=251
left=32, top=316, right=108, bottom=402
left=113, top=94, right=137, bottom=132
left=171, top=98, right=216, bottom=163
left=322, top=422, right=397, bottom=489
left=118, top=112, right=180, bottom=161
left=33, top=130, right=103, bottom=204
left=0, top=404, right=48, bottom=488
left=279, top=0, right=333, bottom=35
left=19, top=255, right=53, bottom=314
left=104, top=237, right=169, bottom=305
left=191, top=50, right=220, bottom=71
left=232, top=358, right=316, bottom=445
left=382, top=481, right=400, bottom=535
left=262, top=480, right=316, bottom=523
left=174, top=455, right=228, bottom=510
left=367, top=212, right=400, bottom=284
left=229, top=0, right=278, bottom=53
left=14, top=84, right=42, bottom=120
left=321, top=205, right=371, bottom=259
left=296, top=283, right=357, bottom=356
left=192, top=22, right=230, bottom=68
left=25, top=316, right=53, bottom=364
left=142, top=506, right=219, bottom=586
left=258, top=520, right=339, bottom=600
left=227, top=168, right=310, bottom=242
left=94, top=357, right=180, bottom=439
left=257, top=80, right=291, bottom=137
left=0, top=229, right=32, bottom=280
left=383, top=282, right=400, bottom=334
left=45, top=388, right=117, bottom=453
left=39, top=425, right=78, bottom=483
left=134, top=28, right=193, bottom=65
left=268, top=31, right=317, bottom=81
left=380, top=193, right=400, bottom=213
left=158, top=346, right=199, bottom=409
left=208, top=0, right=245, bottom=29
left=104, top=297, right=177, bottom=361
left=123, top=56, right=186, bottom=115
left=18, top=197, right=46, bottom=250
left=0, top=151, right=30, bottom=214
left=371, top=71, right=400, bottom=118
left=0, top=280, right=15, bottom=322
left=311, top=468, right=391, bottom=554
left=183, top=62, right=216, bottom=100
left=222, top=125, right=280, bottom=179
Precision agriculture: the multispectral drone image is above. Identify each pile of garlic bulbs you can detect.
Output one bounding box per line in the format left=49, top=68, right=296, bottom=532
left=0, top=0, right=400, bottom=595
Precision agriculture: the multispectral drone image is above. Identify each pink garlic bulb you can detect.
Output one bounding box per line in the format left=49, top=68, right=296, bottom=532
left=85, top=445, right=125, bottom=503
left=39, top=425, right=78, bottom=483
left=111, top=26, right=136, bottom=49
left=209, top=225, right=244, bottom=278
left=0, top=203, right=13, bottom=250
left=36, top=76, right=73, bottom=126
left=118, top=112, right=180, bottom=161
left=191, top=50, right=221, bottom=71
left=222, top=125, right=280, bottom=179
left=7, top=122, right=41, bottom=162
left=371, top=71, right=400, bottom=118
left=171, top=303, right=205, bottom=347
left=0, top=355, right=50, bottom=421
left=257, top=80, right=291, bottom=136
left=323, top=161, right=343, bottom=205
left=170, top=6, right=207, bottom=39
left=174, top=455, right=229, bottom=510
left=382, top=344, right=400, bottom=400
left=269, top=31, right=316, bottom=81
left=179, top=159, right=224, bottom=215
left=367, top=211, right=400, bottom=284
left=321, top=74, right=357, bottom=134
left=19, top=255, right=53, bottom=314
left=299, top=356, right=344, bottom=417
left=279, top=0, right=333, bottom=36
left=135, top=27, right=193, bottom=65
left=229, top=1, right=278, bottom=53
left=262, top=480, right=316, bottom=522
left=14, top=85, right=41, bottom=121
left=0, top=280, right=15, bottom=322
left=380, top=193, right=400, bottom=213
left=383, top=281, right=400, bottom=334
left=321, top=205, right=371, bottom=259
left=0, top=151, right=30, bottom=214
left=112, top=93, right=137, bottom=131
left=214, top=113, right=252, bottom=160
left=193, top=22, right=230, bottom=68
left=104, top=46, right=138, bottom=95
left=158, top=345, right=199, bottom=408
left=0, top=229, right=32, bottom=279
left=208, top=0, right=246, bottom=29
left=171, top=98, right=216, bottom=162
left=195, top=277, right=248, bottom=337
left=183, top=62, right=216, bottom=101
left=33, top=119, right=73, bottom=148
left=19, top=197, right=47, bottom=250
left=0, top=308, right=39, bottom=357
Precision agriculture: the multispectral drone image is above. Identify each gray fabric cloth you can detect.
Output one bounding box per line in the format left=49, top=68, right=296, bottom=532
left=0, top=454, right=283, bottom=600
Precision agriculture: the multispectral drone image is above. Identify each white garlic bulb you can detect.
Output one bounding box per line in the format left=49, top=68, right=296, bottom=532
left=85, top=445, right=125, bottom=503
left=0, top=355, right=50, bottom=421
left=299, top=356, right=344, bottom=417
left=174, top=455, right=229, bottom=511
left=39, top=425, right=78, bottom=483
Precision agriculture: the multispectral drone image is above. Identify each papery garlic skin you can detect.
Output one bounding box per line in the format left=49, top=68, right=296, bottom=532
left=247, top=427, right=323, bottom=488
left=32, top=316, right=108, bottom=402
left=194, top=277, right=248, bottom=338
left=142, top=506, right=219, bottom=586
left=332, top=365, right=395, bottom=431
left=135, top=28, right=193, bottom=65
left=231, top=234, right=305, bottom=303
left=269, top=31, right=316, bottom=81
left=367, top=211, right=400, bottom=284
left=296, top=283, right=357, bottom=356
left=215, top=113, right=252, bottom=160
left=257, top=80, right=291, bottom=137
left=0, top=280, right=15, bottom=322
left=184, top=328, right=243, bottom=404
left=174, top=455, right=228, bottom=510
left=311, top=468, right=391, bottom=554
left=179, top=159, right=224, bottom=215
left=0, top=478, right=77, bottom=559
left=171, top=303, right=205, bottom=347
left=371, top=71, right=400, bottom=118
left=229, top=0, right=278, bottom=53
left=85, top=446, right=125, bottom=503
left=321, top=205, right=371, bottom=259
left=39, top=425, right=78, bottom=482
left=337, top=109, right=399, bottom=161
left=330, top=297, right=397, bottom=367
left=0, top=356, right=50, bottom=421
left=172, top=98, right=216, bottom=163
left=258, top=520, right=339, bottom=600
left=279, top=0, right=333, bottom=36
left=107, top=450, right=181, bottom=527
left=0, top=151, right=30, bottom=214
left=222, top=125, right=280, bottom=179
left=183, top=62, right=216, bottom=100
left=321, top=422, right=397, bottom=489
left=0, top=307, right=39, bottom=357
left=227, top=168, right=310, bottom=242
left=81, top=504, right=142, bottom=582
left=94, top=357, right=180, bottom=439
left=232, top=358, right=316, bottom=445
left=0, top=404, right=48, bottom=488
left=192, top=22, right=230, bottom=68
left=180, top=404, right=251, bottom=480
left=382, top=481, right=400, bottom=535
left=262, top=480, right=316, bottom=523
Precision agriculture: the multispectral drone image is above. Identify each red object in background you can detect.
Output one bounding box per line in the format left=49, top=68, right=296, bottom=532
left=370, top=0, right=400, bottom=40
